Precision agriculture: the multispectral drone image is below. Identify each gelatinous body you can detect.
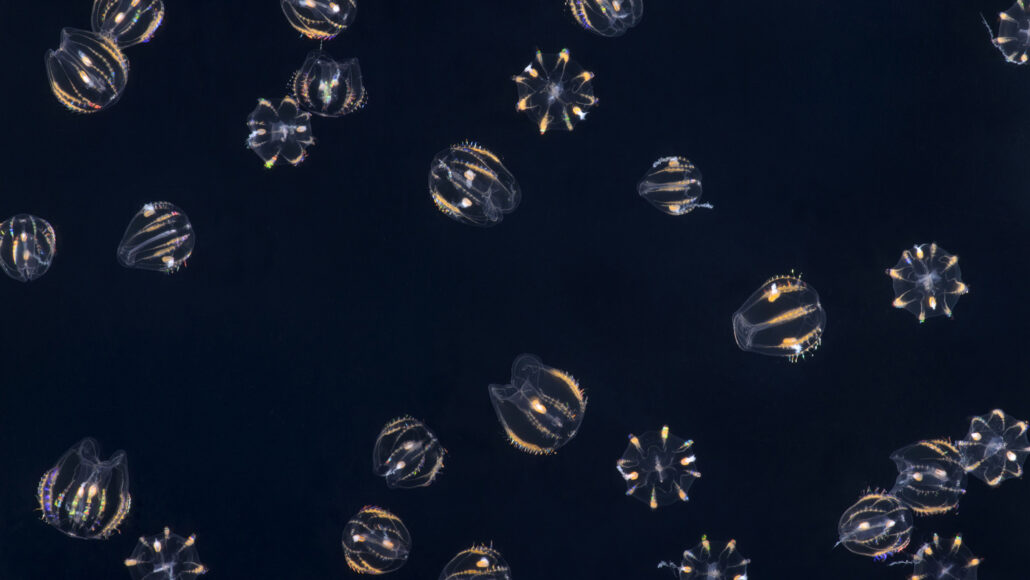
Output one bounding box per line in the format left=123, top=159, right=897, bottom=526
left=117, top=202, right=195, bottom=273
left=37, top=438, right=131, bottom=539
left=617, top=425, right=700, bottom=509
left=91, top=0, right=165, bottom=48
left=732, top=273, right=825, bottom=361
left=658, top=535, right=749, bottom=580
left=429, top=143, right=521, bottom=227
left=342, top=506, right=411, bottom=575
left=957, top=408, right=1029, bottom=487
left=45, top=28, right=129, bottom=113
left=986, top=0, right=1030, bottom=64
left=889, top=440, right=966, bottom=516
left=0, top=214, right=56, bottom=282
left=246, top=96, right=315, bottom=168
left=637, top=157, right=712, bottom=216
left=836, top=491, right=913, bottom=558
left=439, top=545, right=511, bottom=580
left=373, top=416, right=446, bottom=489
left=910, top=534, right=981, bottom=580
left=125, top=527, right=207, bottom=580
left=568, top=0, right=643, bottom=37
left=291, top=51, right=366, bottom=117
left=281, top=0, right=356, bottom=40
left=886, top=243, right=968, bottom=322
left=513, top=49, right=597, bottom=134
left=488, top=354, right=587, bottom=454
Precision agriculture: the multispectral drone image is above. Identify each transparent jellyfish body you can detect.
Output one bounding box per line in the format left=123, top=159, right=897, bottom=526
left=0, top=214, right=56, bottom=282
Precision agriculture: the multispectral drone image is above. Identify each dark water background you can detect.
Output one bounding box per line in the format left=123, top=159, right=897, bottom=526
left=1, top=1, right=1028, bottom=578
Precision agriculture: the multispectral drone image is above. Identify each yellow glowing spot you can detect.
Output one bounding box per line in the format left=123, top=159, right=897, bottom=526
left=382, top=539, right=395, bottom=549
left=353, top=534, right=366, bottom=543
left=660, top=425, right=669, bottom=443
left=629, top=435, right=641, bottom=450
left=125, top=559, right=138, bottom=566
left=626, top=471, right=639, bottom=480
left=114, top=12, right=125, bottom=23
left=928, top=296, right=937, bottom=310
left=857, top=521, right=870, bottom=531
left=459, top=197, right=472, bottom=208
left=530, top=398, right=547, bottom=414
left=476, top=557, right=489, bottom=568
left=81, top=54, right=93, bottom=66
left=152, top=539, right=162, bottom=553
left=1007, top=450, right=1018, bottom=461
left=915, top=245, right=924, bottom=259
left=767, top=283, right=781, bottom=302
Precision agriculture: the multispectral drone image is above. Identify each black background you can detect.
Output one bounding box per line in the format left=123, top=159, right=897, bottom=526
left=1, top=1, right=1028, bottom=578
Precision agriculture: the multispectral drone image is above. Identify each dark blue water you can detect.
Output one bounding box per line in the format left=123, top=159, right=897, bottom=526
left=2, top=1, right=1028, bottom=578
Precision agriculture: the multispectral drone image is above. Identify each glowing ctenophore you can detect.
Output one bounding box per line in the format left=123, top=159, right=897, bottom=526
left=986, top=0, right=1030, bottom=64
left=37, top=437, right=131, bottom=540
left=658, top=535, right=750, bottom=580
left=291, top=50, right=367, bottom=117
left=0, top=214, right=56, bottom=282
left=429, top=142, right=521, bottom=227
left=886, top=243, right=968, bottom=323
left=342, top=506, right=411, bottom=575
left=281, top=0, right=357, bottom=40
left=617, top=425, right=700, bottom=510
left=125, top=527, right=207, bottom=580
left=488, top=353, right=587, bottom=454
left=957, top=408, right=1029, bottom=487
left=45, top=28, right=129, bottom=113
left=637, top=156, right=712, bottom=216
left=117, top=202, right=195, bottom=273
left=567, top=0, right=643, bottom=38
left=836, top=491, right=913, bottom=559
left=513, top=49, right=598, bottom=134
left=888, top=439, right=966, bottom=516
left=246, top=96, right=315, bottom=168
left=373, top=416, right=446, bottom=489
left=732, top=273, right=825, bottom=361
left=91, top=0, right=165, bottom=48
left=439, top=545, right=511, bottom=580
left=909, top=534, right=981, bottom=580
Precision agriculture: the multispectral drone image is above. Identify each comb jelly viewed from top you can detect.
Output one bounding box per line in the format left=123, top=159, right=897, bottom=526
left=886, top=243, right=968, bottom=323
left=117, top=202, right=195, bottom=273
